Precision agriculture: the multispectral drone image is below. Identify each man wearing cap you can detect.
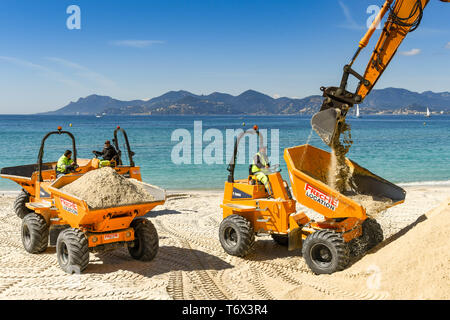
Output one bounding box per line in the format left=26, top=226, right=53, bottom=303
left=56, top=150, right=75, bottom=177
left=93, top=140, right=119, bottom=164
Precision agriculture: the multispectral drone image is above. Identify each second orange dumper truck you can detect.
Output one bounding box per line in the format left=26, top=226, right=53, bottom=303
left=1, top=126, right=166, bottom=273
left=219, top=126, right=405, bottom=274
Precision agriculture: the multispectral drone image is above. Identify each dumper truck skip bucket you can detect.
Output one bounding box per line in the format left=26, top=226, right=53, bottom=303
left=48, top=174, right=166, bottom=232
left=45, top=174, right=166, bottom=273
left=284, top=144, right=406, bottom=220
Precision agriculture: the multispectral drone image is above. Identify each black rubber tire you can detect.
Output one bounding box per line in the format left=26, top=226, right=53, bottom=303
left=56, top=228, right=89, bottom=274
left=128, top=218, right=159, bottom=261
left=348, top=236, right=367, bottom=257
left=302, top=230, right=350, bottom=275
left=271, top=234, right=288, bottom=246
left=21, top=213, right=49, bottom=254
left=362, top=218, right=383, bottom=250
left=349, top=219, right=384, bottom=257
left=219, top=214, right=255, bottom=257
left=14, top=189, right=33, bottom=219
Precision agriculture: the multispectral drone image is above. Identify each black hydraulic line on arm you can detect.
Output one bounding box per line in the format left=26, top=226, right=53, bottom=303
left=311, top=0, right=432, bottom=146
left=319, top=0, right=427, bottom=115
left=37, top=127, right=77, bottom=182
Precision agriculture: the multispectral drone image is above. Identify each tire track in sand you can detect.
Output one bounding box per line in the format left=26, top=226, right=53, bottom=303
left=155, top=220, right=230, bottom=300
left=159, top=217, right=389, bottom=300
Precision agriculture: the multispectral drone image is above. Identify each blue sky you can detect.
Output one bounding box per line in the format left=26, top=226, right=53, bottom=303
left=0, top=0, right=449, bottom=114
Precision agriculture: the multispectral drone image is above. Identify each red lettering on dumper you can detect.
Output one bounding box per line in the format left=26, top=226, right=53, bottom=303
left=305, top=184, right=339, bottom=211
left=60, top=198, right=78, bottom=215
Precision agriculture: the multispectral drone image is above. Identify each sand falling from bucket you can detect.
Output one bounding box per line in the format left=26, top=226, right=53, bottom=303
left=297, top=128, right=316, bottom=170
left=327, top=149, right=338, bottom=191
left=325, top=119, right=394, bottom=216
left=327, top=119, right=354, bottom=193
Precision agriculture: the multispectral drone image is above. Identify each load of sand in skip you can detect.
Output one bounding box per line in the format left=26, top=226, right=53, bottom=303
left=61, top=167, right=155, bottom=209
left=346, top=193, right=393, bottom=218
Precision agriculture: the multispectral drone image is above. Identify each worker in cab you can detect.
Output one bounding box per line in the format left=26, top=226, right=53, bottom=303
left=251, top=146, right=273, bottom=196
left=56, top=150, right=75, bottom=177
left=93, top=140, right=119, bottom=167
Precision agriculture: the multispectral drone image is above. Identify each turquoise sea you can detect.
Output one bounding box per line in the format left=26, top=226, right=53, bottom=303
left=0, top=114, right=449, bottom=191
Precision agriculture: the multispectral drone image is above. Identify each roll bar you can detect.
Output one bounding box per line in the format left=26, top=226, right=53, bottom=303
left=37, top=127, right=77, bottom=182
left=227, top=125, right=264, bottom=183
left=113, top=126, right=135, bottom=167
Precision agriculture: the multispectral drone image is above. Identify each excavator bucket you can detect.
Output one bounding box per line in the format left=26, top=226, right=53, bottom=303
left=311, top=108, right=342, bottom=146
left=311, top=86, right=351, bottom=146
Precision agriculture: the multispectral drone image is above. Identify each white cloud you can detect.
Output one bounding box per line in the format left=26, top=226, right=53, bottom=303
left=399, top=48, right=421, bottom=56
left=445, top=42, right=450, bottom=49
left=0, top=56, right=81, bottom=87
left=46, top=57, right=116, bottom=88
left=338, top=1, right=365, bottom=30
left=0, top=56, right=118, bottom=92
left=109, top=40, right=165, bottom=48
left=0, top=56, right=46, bottom=71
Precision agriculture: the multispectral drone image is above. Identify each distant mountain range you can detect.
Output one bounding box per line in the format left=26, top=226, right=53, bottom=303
left=41, top=88, right=450, bottom=116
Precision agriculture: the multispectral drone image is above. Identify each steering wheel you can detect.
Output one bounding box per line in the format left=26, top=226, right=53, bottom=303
left=261, top=164, right=281, bottom=175
left=67, top=164, right=81, bottom=173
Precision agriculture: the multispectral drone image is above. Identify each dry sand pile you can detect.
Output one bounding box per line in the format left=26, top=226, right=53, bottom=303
left=321, top=197, right=450, bottom=299
left=61, top=167, right=155, bottom=209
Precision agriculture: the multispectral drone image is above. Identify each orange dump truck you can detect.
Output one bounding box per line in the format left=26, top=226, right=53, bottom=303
left=220, top=127, right=405, bottom=274
left=1, top=127, right=166, bottom=273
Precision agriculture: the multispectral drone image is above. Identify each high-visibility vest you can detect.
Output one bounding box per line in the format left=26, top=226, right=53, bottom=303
left=99, top=160, right=111, bottom=167
left=251, top=152, right=269, bottom=173
left=56, top=155, right=74, bottom=173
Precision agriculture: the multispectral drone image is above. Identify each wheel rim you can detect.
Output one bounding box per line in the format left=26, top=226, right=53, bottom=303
left=223, top=226, right=238, bottom=247
left=22, top=224, right=31, bottom=247
left=310, top=243, right=333, bottom=268
left=60, top=242, right=69, bottom=265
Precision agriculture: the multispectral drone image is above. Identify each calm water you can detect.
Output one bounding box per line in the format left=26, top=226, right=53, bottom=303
left=0, top=114, right=449, bottom=190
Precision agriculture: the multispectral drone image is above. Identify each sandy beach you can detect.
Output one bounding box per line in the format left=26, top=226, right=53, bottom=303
left=0, top=185, right=448, bottom=300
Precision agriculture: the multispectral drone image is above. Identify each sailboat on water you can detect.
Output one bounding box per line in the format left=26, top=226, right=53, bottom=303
left=355, top=104, right=361, bottom=118
left=426, top=107, right=431, bottom=117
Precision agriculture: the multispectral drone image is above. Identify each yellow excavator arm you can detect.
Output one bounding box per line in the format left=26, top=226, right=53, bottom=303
left=312, top=0, right=449, bottom=146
